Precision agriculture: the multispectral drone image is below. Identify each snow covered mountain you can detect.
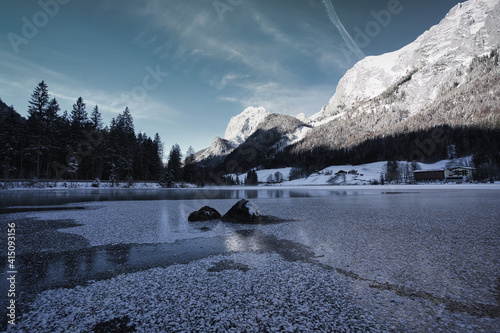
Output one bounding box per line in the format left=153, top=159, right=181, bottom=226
left=199, top=0, right=500, bottom=173
left=224, top=107, right=270, bottom=145
left=215, top=114, right=310, bottom=173
left=195, top=137, right=236, bottom=162
left=195, top=107, right=269, bottom=165
left=309, top=0, right=500, bottom=126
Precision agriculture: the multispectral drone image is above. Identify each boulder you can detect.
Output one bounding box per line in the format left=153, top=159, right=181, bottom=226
left=221, top=199, right=261, bottom=223
left=188, top=206, right=222, bottom=222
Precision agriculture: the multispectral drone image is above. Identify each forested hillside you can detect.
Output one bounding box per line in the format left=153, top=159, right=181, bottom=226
left=0, top=81, right=164, bottom=182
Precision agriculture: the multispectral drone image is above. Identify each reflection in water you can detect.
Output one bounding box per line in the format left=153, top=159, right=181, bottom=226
left=106, top=245, right=131, bottom=265
left=0, top=230, right=316, bottom=301
left=160, top=205, right=172, bottom=239
left=0, top=237, right=228, bottom=297
left=247, top=190, right=258, bottom=199
left=0, top=188, right=385, bottom=208
left=225, top=231, right=263, bottom=252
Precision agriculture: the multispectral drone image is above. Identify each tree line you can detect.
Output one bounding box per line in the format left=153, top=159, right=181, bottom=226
left=208, top=123, right=500, bottom=183
left=0, top=81, right=197, bottom=185
left=273, top=125, right=500, bottom=182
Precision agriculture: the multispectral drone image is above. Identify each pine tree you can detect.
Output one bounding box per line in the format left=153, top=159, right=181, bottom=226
left=183, top=146, right=196, bottom=183
left=67, top=155, right=79, bottom=181
left=154, top=133, right=163, bottom=161
left=167, top=144, right=182, bottom=181
left=159, top=169, right=175, bottom=188
left=44, top=98, right=61, bottom=178
left=28, top=81, right=49, bottom=121
left=116, top=107, right=134, bottom=135
left=0, top=99, right=25, bottom=181
left=70, top=97, right=88, bottom=130
left=108, top=107, right=137, bottom=180
left=90, top=105, right=103, bottom=130
left=88, top=105, right=105, bottom=180
left=46, top=98, right=60, bottom=124
left=385, top=161, right=399, bottom=183
left=245, top=169, right=258, bottom=185
left=26, top=81, right=51, bottom=178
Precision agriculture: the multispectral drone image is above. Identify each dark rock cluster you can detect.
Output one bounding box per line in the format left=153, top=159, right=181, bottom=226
left=188, top=199, right=261, bottom=223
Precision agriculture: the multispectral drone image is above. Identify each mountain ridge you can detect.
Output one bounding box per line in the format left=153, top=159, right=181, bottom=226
left=198, top=0, right=500, bottom=175
left=309, top=0, right=500, bottom=126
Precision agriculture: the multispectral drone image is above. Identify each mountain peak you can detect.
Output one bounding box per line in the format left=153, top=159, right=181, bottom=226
left=309, top=0, right=500, bottom=125
left=224, top=106, right=270, bottom=145
left=194, top=136, right=236, bottom=163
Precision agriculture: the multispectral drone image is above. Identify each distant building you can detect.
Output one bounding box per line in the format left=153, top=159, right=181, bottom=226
left=414, top=167, right=475, bottom=183
left=413, top=170, right=445, bottom=182
left=444, top=167, right=475, bottom=182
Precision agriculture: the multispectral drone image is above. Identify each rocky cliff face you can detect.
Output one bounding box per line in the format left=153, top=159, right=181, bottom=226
left=199, top=0, right=500, bottom=170
left=309, top=0, right=500, bottom=126
left=224, top=107, right=270, bottom=145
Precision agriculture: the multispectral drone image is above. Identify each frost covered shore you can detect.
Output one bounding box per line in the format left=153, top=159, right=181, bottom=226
left=2, top=188, right=499, bottom=332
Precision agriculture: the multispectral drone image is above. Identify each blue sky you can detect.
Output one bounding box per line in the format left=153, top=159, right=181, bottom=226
left=1, top=0, right=462, bottom=153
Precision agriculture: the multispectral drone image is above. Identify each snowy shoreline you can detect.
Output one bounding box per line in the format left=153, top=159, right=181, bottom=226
left=2, top=187, right=499, bottom=332
left=1, top=182, right=500, bottom=191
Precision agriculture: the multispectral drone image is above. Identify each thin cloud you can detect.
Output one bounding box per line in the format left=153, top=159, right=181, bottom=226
left=321, top=0, right=365, bottom=60
left=0, top=50, right=76, bottom=85
left=210, top=73, right=251, bottom=90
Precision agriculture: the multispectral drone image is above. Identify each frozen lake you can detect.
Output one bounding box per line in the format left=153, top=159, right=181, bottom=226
left=1, top=186, right=499, bottom=331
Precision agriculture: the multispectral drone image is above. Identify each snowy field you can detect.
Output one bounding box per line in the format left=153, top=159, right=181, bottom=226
left=0, top=158, right=482, bottom=191
left=1, top=187, right=499, bottom=332
left=228, top=157, right=480, bottom=186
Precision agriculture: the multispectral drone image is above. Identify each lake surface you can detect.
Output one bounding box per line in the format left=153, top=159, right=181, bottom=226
left=0, top=186, right=418, bottom=208
left=1, top=186, right=499, bottom=331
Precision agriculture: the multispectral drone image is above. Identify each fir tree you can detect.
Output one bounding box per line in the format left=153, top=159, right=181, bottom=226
left=46, top=98, right=60, bottom=124
left=109, top=107, right=136, bottom=180
left=245, top=169, right=258, bottom=185
left=67, top=155, right=79, bottom=181
left=154, top=133, right=163, bottom=161
left=183, top=146, right=196, bottom=183
left=159, top=169, right=175, bottom=188
left=26, top=81, right=51, bottom=178
left=28, top=81, right=49, bottom=121
left=167, top=144, right=182, bottom=181
left=70, top=97, right=88, bottom=130
left=90, top=105, right=103, bottom=130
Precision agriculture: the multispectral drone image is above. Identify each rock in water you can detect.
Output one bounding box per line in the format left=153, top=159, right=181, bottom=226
left=221, top=199, right=261, bottom=223
left=188, top=206, right=222, bottom=222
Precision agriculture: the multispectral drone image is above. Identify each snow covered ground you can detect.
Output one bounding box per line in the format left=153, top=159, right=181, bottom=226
left=0, top=158, right=481, bottom=191
left=0, top=180, right=165, bottom=191
left=2, top=187, right=499, bottom=332
left=230, top=157, right=476, bottom=186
